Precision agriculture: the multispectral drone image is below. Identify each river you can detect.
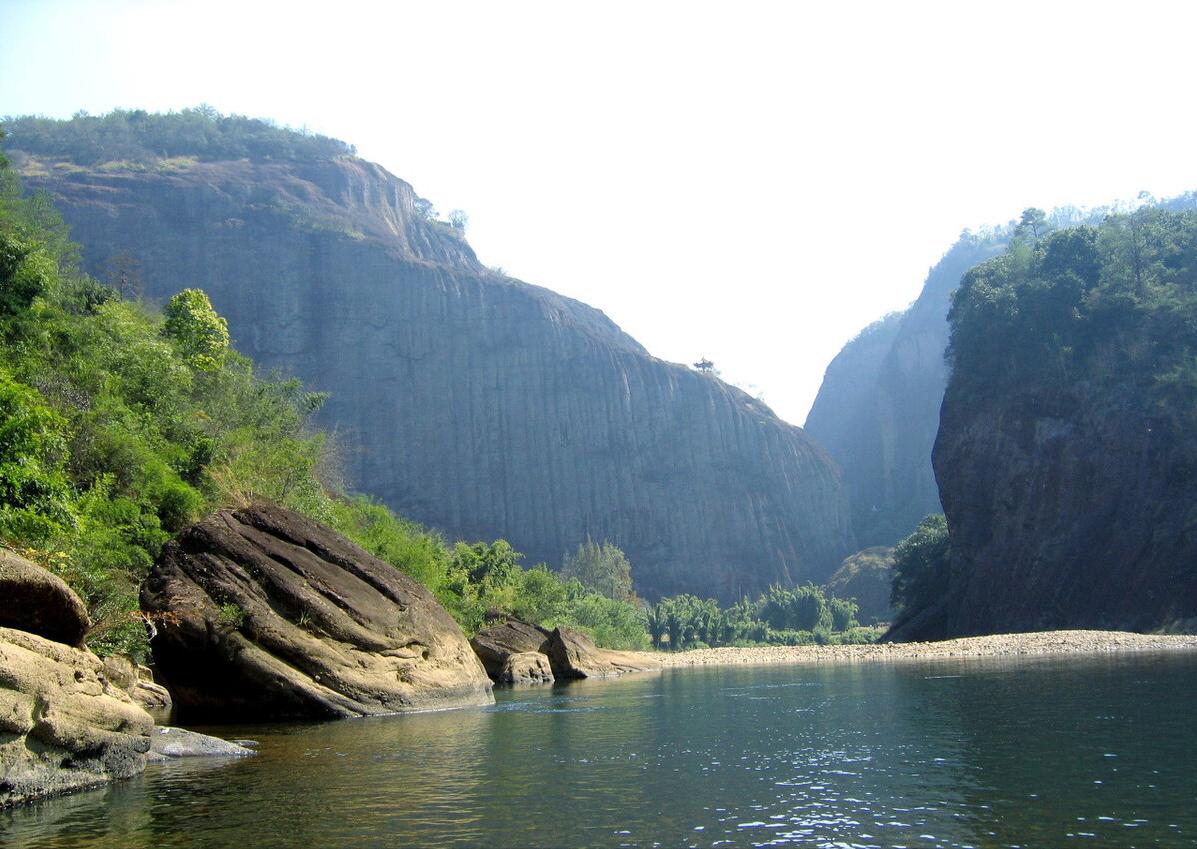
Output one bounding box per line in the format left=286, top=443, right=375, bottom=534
left=5, top=651, right=1195, bottom=848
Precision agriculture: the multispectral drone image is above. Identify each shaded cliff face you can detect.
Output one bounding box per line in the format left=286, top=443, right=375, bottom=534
left=933, top=385, right=1197, bottom=635
left=15, top=151, right=854, bottom=600
left=805, top=238, right=1005, bottom=546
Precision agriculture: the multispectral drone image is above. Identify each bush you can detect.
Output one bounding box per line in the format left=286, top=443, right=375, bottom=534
left=890, top=515, right=951, bottom=623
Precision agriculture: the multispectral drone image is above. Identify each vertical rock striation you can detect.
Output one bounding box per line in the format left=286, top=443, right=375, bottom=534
left=14, top=150, right=854, bottom=599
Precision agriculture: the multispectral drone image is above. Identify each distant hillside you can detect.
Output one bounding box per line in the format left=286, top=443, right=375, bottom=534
left=4, top=110, right=856, bottom=601
left=805, top=235, right=1007, bottom=545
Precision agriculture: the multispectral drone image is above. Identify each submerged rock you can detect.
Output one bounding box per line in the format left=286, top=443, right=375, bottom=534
left=140, top=501, right=494, bottom=720
left=146, top=727, right=256, bottom=762
left=0, top=626, right=153, bottom=807
left=0, top=549, right=90, bottom=646
left=544, top=626, right=659, bottom=679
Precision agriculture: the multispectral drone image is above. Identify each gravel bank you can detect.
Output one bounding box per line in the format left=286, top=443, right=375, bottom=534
left=633, top=630, right=1197, bottom=669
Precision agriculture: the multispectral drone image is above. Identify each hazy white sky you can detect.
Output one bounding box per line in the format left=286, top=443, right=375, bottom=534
left=4, top=0, right=1197, bottom=424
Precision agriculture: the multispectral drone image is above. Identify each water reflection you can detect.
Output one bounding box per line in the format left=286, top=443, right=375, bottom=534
left=4, top=653, right=1196, bottom=848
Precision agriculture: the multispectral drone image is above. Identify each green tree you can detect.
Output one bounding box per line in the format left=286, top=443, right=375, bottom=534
left=890, top=514, right=951, bottom=620
left=829, top=597, right=859, bottom=631
left=560, top=538, right=634, bottom=601
left=163, top=288, right=230, bottom=371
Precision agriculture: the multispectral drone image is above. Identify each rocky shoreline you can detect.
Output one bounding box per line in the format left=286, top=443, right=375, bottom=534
left=638, top=630, right=1197, bottom=669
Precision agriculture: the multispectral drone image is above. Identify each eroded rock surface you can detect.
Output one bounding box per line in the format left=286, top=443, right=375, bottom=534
left=0, top=549, right=90, bottom=646
left=469, top=619, right=551, bottom=680
left=499, top=651, right=555, bottom=686
left=140, top=501, right=494, bottom=721
left=544, top=626, right=660, bottom=680
left=102, top=655, right=172, bottom=720
left=0, top=627, right=153, bottom=807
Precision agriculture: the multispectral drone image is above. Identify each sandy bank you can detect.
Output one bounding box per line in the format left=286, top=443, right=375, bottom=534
left=629, top=630, right=1197, bottom=670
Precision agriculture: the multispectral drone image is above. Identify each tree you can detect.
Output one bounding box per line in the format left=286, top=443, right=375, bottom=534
left=105, top=251, right=144, bottom=300
left=1017, top=207, right=1052, bottom=243
left=890, top=514, right=951, bottom=620
left=829, top=597, right=859, bottom=631
left=162, top=288, right=229, bottom=371
left=560, top=538, right=634, bottom=601
left=693, top=357, right=715, bottom=373
left=448, top=209, right=469, bottom=231
left=0, top=233, right=55, bottom=316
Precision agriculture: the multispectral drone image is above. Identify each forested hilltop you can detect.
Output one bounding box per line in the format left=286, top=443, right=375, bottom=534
left=4, top=108, right=354, bottom=164
left=4, top=109, right=855, bottom=602
left=888, top=208, right=1197, bottom=639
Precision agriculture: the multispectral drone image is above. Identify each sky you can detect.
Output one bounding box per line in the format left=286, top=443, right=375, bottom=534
left=3, top=0, right=1197, bottom=425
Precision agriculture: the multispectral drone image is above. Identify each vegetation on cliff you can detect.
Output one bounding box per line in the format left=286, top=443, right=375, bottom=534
left=890, top=206, right=1197, bottom=639
left=3, top=107, right=354, bottom=166
left=949, top=206, right=1197, bottom=423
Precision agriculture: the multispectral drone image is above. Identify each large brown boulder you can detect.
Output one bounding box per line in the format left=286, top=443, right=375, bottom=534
left=139, top=502, right=493, bottom=721
left=499, top=651, right=555, bottom=686
left=469, top=619, right=551, bottom=680
left=0, top=549, right=90, bottom=646
left=544, top=626, right=660, bottom=679
left=0, top=626, right=153, bottom=807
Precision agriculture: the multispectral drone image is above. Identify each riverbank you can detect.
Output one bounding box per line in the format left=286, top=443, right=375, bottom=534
left=635, top=629, right=1197, bottom=669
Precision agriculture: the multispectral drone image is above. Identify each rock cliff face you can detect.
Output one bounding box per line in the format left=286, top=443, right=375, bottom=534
left=929, top=385, right=1197, bottom=637
left=14, top=148, right=854, bottom=599
left=805, top=238, right=1005, bottom=545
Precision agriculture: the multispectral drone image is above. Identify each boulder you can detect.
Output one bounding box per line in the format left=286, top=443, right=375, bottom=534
left=544, top=626, right=660, bottom=679
left=0, top=626, right=153, bottom=807
left=145, top=727, right=255, bottom=763
left=102, top=655, right=172, bottom=720
left=140, top=501, right=493, bottom=721
left=469, top=618, right=551, bottom=680
left=498, top=651, right=555, bottom=686
left=0, top=548, right=90, bottom=646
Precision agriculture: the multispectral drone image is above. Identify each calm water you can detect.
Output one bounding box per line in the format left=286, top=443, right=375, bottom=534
left=5, top=652, right=1197, bottom=848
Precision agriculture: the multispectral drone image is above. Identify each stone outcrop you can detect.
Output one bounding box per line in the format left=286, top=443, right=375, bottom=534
left=13, top=141, right=855, bottom=600
left=0, top=626, right=154, bottom=807
left=469, top=617, right=656, bottom=683
left=469, top=619, right=552, bottom=680
left=498, top=652, right=555, bottom=686
left=544, top=626, right=659, bottom=679
left=102, top=655, right=172, bottom=719
left=805, top=238, right=1005, bottom=546
left=0, top=549, right=90, bottom=646
left=139, top=501, right=494, bottom=721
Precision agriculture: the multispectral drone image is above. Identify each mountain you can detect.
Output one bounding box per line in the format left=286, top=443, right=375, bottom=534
left=805, top=235, right=1006, bottom=545
left=3, top=111, right=855, bottom=601
left=896, top=209, right=1197, bottom=638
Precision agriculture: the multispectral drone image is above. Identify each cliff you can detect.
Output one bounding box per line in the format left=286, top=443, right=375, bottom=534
left=805, top=236, right=1005, bottom=545
left=8, top=133, right=854, bottom=600
left=931, top=384, right=1197, bottom=635
left=908, top=212, right=1197, bottom=638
